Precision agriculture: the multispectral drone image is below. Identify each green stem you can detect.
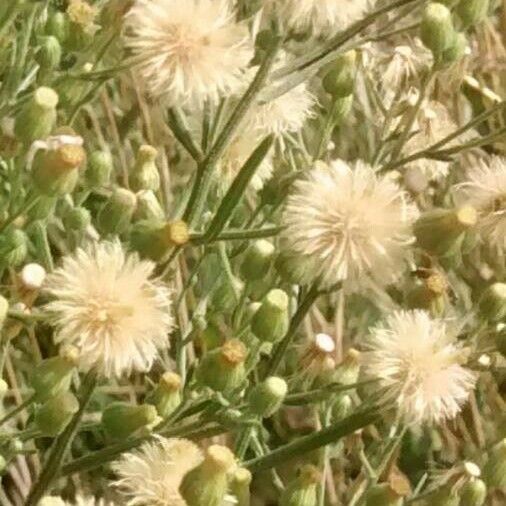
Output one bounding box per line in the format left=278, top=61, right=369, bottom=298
left=190, top=226, right=282, bottom=245
left=245, top=407, right=381, bottom=473
left=25, top=372, right=97, bottom=505
left=167, top=107, right=204, bottom=162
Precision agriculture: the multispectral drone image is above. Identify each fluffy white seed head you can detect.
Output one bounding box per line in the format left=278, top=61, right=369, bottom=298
left=264, top=0, right=376, bottom=36
left=113, top=437, right=203, bottom=506
left=125, top=0, right=254, bottom=105
left=362, top=310, right=476, bottom=425
left=280, top=160, right=418, bottom=290
left=44, top=241, right=174, bottom=378
left=456, top=156, right=506, bottom=251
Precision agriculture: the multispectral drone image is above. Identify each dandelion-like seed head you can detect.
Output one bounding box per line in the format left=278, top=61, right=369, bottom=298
left=45, top=241, right=174, bottom=378
left=362, top=310, right=476, bottom=425
left=280, top=160, right=418, bottom=289
left=113, top=437, right=203, bottom=506
left=457, top=156, right=506, bottom=251
left=125, top=0, right=254, bottom=105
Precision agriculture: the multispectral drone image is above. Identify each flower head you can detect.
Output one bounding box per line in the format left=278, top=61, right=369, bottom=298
left=125, top=0, right=253, bottom=105
left=362, top=310, right=476, bottom=424
left=264, top=0, right=376, bottom=36
left=113, top=437, right=203, bottom=505
left=280, top=160, right=417, bottom=289
left=45, top=241, right=173, bottom=378
left=456, top=156, right=506, bottom=251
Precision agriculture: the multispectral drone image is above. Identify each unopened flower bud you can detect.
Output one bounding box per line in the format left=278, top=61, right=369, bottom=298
left=414, top=206, right=477, bottom=257
left=36, top=36, right=62, bottom=72
left=240, top=239, right=275, bottom=282
left=0, top=229, right=28, bottom=268
left=30, top=347, right=78, bottom=402
left=130, top=145, right=160, bottom=192
left=15, top=87, right=58, bottom=144
left=334, top=348, right=360, bottom=385
left=322, top=51, right=357, bottom=98
left=146, top=371, right=182, bottom=418
left=457, top=0, right=490, bottom=28
left=63, top=206, right=92, bottom=232
left=197, top=339, right=247, bottom=393
left=230, top=467, right=252, bottom=506
left=441, top=32, right=468, bottom=64
left=20, top=263, right=46, bottom=290
left=248, top=376, right=288, bottom=418
left=102, top=402, right=160, bottom=440
left=478, top=283, right=506, bottom=323
left=180, top=445, right=236, bottom=506
left=86, top=150, right=113, bottom=188
left=280, top=464, right=321, bottom=506
left=35, top=391, right=79, bottom=437
left=365, top=483, right=403, bottom=506
left=460, top=478, right=487, bottom=506
left=97, top=188, right=137, bottom=235
left=166, top=220, right=190, bottom=246
left=134, top=190, right=165, bottom=221
left=484, top=438, right=506, bottom=489
left=45, top=11, right=69, bottom=43
left=421, top=3, right=456, bottom=57
left=251, top=289, right=289, bottom=343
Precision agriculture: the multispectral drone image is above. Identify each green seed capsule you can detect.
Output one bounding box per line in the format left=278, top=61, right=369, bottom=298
left=441, top=32, right=468, bottom=64
left=102, top=402, right=160, bottom=440
left=146, top=372, right=182, bottom=418
left=86, top=150, right=114, bottom=188
left=35, top=391, right=79, bottom=437
left=322, top=51, right=357, bottom=98
left=478, top=283, right=506, bottom=323
left=460, top=478, right=487, bottom=506
left=0, top=229, right=29, bottom=268
left=240, top=239, right=275, bottom=282
left=457, top=0, right=490, bottom=28
left=248, top=376, right=288, bottom=418
left=251, top=289, right=290, bottom=343
left=197, top=339, right=247, bottom=393
left=63, top=207, right=91, bottom=232
left=130, top=145, right=160, bottom=192
left=14, top=87, right=59, bottom=145
left=180, top=445, right=236, bottom=506
left=97, top=188, right=137, bottom=236
left=280, top=465, right=321, bottom=506
left=421, top=3, right=456, bottom=56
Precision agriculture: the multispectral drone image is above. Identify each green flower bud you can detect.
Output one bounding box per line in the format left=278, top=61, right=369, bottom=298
left=102, top=402, right=160, bottom=440
left=322, top=51, right=357, bottom=98
left=460, top=478, right=487, bottom=506
left=365, top=484, right=403, bottom=506
left=130, top=145, right=160, bottom=192
left=230, top=467, right=252, bottom=506
left=134, top=190, right=165, bottom=221
left=63, top=206, right=91, bottom=232
left=180, top=445, right=236, bottom=506
left=32, top=138, right=85, bottom=195
left=36, top=36, right=62, bottom=71
left=240, top=240, right=275, bottom=282
left=441, top=32, right=468, bottom=64
left=45, top=12, right=69, bottom=43
left=484, top=438, right=506, bottom=489
left=421, top=3, right=456, bottom=56
left=0, top=295, right=9, bottom=329
left=478, top=283, right=506, bottom=323
left=334, top=348, right=361, bottom=385
left=197, top=339, right=247, bottom=393
left=248, top=376, right=288, bottom=418
left=0, top=229, right=28, bottom=268
left=31, top=347, right=78, bottom=402
left=457, top=0, right=490, bottom=28
left=280, top=465, right=321, bottom=506
left=146, top=372, right=182, bottom=418
left=34, top=391, right=79, bottom=437
left=414, top=206, right=477, bottom=257
left=251, top=289, right=289, bottom=343
left=97, top=188, right=137, bottom=235
left=14, top=87, right=59, bottom=144
left=86, top=150, right=113, bottom=188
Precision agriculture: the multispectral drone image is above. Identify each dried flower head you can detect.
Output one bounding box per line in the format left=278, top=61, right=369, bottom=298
left=362, top=310, right=476, bottom=424
left=125, top=0, right=254, bottom=105
left=456, top=156, right=506, bottom=251
left=113, top=437, right=203, bottom=505
left=280, top=160, right=418, bottom=289
left=264, top=0, right=376, bottom=35
left=45, top=241, right=174, bottom=378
